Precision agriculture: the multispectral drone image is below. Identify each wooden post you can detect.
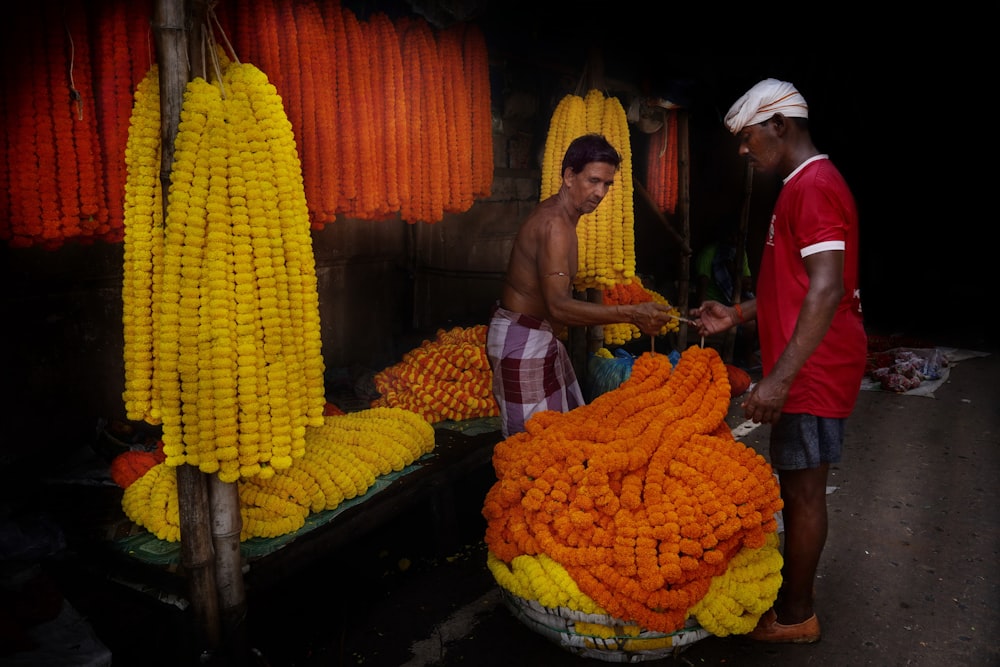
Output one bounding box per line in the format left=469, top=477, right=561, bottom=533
left=152, top=0, right=222, bottom=658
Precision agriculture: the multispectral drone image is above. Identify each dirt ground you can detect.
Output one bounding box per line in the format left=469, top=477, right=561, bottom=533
left=13, top=334, right=999, bottom=667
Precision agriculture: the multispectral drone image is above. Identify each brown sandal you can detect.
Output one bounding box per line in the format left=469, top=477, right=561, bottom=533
left=747, top=609, right=821, bottom=644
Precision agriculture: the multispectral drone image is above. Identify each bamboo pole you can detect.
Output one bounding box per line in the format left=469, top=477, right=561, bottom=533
left=182, top=1, right=250, bottom=662
left=210, top=475, right=249, bottom=662
left=152, top=0, right=222, bottom=656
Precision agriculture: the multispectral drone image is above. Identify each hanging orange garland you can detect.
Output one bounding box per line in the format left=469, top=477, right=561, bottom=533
left=371, top=12, right=407, bottom=217
left=437, top=25, right=473, bottom=214
left=341, top=8, right=380, bottom=220
left=398, top=18, right=427, bottom=223
left=463, top=23, right=493, bottom=199
left=418, top=20, right=447, bottom=223
left=0, top=1, right=496, bottom=247
left=93, top=0, right=132, bottom=241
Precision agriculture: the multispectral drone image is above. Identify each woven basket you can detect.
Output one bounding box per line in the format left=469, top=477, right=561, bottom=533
left=501, top=589, right=710, bottom=663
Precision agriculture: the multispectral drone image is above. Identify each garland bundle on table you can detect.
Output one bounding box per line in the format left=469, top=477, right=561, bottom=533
left=370, top=325, right=499, bottom=423
left=541, top=89, right=635, bottom=291
left=121, top=53, right=325, bottom=484
left=483, top=345, right=783, bottom=635
left=121, top=407, right=435, bottom=542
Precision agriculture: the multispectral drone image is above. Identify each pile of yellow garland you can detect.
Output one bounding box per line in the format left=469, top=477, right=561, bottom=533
left=122, top=406, right=434, bottom=542
left=483, top=345, right=784, bottom=636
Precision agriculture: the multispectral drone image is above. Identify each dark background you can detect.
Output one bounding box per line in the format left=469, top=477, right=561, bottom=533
left=458, top=4, right=989, bottom=348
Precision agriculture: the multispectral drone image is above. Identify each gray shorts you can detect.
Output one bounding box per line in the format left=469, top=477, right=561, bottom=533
left=769, top=413, right=846, bottom=470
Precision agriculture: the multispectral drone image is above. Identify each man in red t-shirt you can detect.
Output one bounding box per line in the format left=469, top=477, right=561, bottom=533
left=691, top=78, right=867, bottom=644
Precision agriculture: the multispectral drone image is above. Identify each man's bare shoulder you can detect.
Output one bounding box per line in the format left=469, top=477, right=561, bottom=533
left=522, top=196, right=573, bottom=233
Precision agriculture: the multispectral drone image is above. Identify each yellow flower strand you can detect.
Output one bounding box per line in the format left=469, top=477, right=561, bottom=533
left=122, top=407, right=436, bottom=541
left=121, top=66, right=163, bottom=424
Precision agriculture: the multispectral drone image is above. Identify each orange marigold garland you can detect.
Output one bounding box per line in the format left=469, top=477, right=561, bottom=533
left=290, top=1, right=324, bottom=226
left=645, top=110, right=680, bottom=216
left=437, top=24, right=474, bottom=214
left=601, top=276, right=681, bottom=345
left=340, top=8, right=380, bottom=220
left=360, top=13, right=392, bottom=221
left=483, top=345, right=782, bottom=634
left=398, top=18, right=427, bottom=223
left=372, top=12, right=408, bottom=218
left=92, top=0, right=134, bottom=241
left=461, top=23, right=493, bottom=200
left=370, top=325, right=499, bottom=423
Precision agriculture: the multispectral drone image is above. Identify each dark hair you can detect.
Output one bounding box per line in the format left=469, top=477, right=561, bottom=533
left=562, top=133, right=621, bottom=175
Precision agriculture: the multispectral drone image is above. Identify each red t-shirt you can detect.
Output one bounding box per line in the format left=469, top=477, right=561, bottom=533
left=756, top=156, right=867, bottom=417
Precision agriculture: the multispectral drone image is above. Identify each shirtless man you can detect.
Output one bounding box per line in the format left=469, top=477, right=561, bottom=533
left=486, top=133, right=673, bottom=438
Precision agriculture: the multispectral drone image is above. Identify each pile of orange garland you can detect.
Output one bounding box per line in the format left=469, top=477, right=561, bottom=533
left=370, top=325, right=499, bottom=423
left=483, top=345, right=784, bottom=636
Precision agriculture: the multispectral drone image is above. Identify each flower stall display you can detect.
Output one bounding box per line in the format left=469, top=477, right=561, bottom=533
left=483, top=345, right=784, bottom=659
left=119, top=407, right=434, bottom=542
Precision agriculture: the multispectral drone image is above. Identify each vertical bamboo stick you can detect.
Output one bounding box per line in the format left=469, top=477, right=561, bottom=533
left=152, top=0, right=221, bottom=658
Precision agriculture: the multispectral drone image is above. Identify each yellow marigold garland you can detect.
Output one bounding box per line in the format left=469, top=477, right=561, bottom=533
left=122, top=407, right=435, bottom=541
left=121, top=54, right=325, bottom=483
left=121, top=65, right=163, bottom=424
left=488, top=530, right=782, bottom=638
left=540, top=90, right=636, bottom=291
left=483, top=345, right=783, bottom=634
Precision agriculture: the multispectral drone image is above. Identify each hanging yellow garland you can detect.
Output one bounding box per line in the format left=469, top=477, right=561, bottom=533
left=540, top=90, right=635, bottom=291
left=121, top=52, right=325, bottom=484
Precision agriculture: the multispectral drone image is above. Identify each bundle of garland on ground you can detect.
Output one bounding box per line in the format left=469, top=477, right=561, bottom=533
left=121, top=407, right=434, bottom=542
left=483, top=345, right=784, bottom=635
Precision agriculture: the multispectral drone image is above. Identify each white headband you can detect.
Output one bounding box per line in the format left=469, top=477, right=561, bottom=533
left=724, top=78, right=808, bottom=135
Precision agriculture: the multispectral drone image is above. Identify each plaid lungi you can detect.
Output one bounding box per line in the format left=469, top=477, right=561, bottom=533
left=486, top=303, right=584, bottom=438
